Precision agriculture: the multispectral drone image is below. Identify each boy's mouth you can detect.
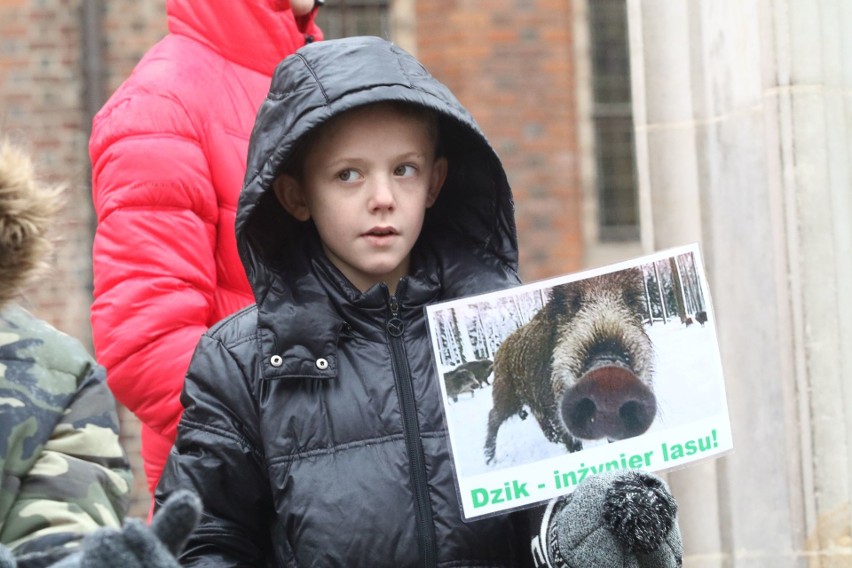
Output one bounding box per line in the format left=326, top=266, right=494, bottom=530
left=364, top=227, right=398, bottom=237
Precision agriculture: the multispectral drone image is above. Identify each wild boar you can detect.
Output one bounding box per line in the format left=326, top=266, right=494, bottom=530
left=444, top=367, right=481, bottom=403
left=484, top=267, right=656, bottom=464
left=454, top=358, right=493, bottom=387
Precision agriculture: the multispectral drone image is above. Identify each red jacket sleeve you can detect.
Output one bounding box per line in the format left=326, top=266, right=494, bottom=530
left=90, top=90, right=220, bottom=445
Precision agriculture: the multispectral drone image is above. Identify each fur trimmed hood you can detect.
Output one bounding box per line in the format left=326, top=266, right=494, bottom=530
left=0, top=141, right=63, bottom=308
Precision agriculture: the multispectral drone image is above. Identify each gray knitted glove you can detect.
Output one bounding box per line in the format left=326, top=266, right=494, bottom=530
left=0, top=544, right=15, bottom=568
left=2, top=543, right=70, bottom=568
left=1, top=492, right=200, bottom=568
left=50, top=490, right=202, bottom=568
left=543, top=470, right=683, bottom=568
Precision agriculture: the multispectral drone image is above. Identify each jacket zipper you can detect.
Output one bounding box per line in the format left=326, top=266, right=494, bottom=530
left=386, top=290, right=438, bottom=568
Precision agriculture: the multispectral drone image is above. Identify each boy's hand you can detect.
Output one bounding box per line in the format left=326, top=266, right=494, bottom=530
left=535, top=470, right=683, bottom=568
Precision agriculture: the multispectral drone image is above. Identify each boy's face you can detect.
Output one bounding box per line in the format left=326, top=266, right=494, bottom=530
left=274, top=104, right=448, bottom=294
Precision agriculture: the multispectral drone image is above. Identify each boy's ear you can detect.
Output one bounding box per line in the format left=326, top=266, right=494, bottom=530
left=273, top=175, right=311, bottom=221
left=426, top=156, right=448, bottom=208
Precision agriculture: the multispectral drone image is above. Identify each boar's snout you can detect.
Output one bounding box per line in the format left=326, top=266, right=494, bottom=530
left=560, top=365, right=656, bottom=441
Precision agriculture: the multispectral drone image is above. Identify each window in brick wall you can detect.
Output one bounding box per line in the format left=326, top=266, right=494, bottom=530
left=588, top=0, right=638, bottom=242
left=315, top=0, right=391, bottom=39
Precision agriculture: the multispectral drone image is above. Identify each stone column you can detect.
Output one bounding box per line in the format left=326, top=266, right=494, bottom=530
left=626, top=1, right=722, bottom=564
left=627, top=0, right=852, bottom=565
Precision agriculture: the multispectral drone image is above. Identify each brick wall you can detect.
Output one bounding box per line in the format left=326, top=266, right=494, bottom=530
left=101, top=0, right=167, bottom=94
left=416, top=0, right=583, bottom=281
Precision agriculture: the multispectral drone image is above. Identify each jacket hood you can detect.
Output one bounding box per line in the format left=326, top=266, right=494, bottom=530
left=236, top=36, right=519, bottom=303
left=167, top=0, right=323, bottom=75
left=0, top=142, right=63, bottom=308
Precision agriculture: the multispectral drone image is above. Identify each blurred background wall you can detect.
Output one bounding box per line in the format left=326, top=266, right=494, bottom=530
left=0, top=0, right=848, bottom=565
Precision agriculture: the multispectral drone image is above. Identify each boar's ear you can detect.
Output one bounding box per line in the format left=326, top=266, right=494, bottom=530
left=548, top=283, right=582, bottom=316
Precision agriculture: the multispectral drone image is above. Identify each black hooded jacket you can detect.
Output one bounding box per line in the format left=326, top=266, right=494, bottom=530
left=156, top=36, right=530, bottom=567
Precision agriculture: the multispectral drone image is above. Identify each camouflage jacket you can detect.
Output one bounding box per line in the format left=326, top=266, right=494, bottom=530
left=0, top=304, right=132, bottom=563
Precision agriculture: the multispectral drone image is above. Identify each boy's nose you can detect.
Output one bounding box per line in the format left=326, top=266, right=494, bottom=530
left=368, top=177, right=396, bottom=211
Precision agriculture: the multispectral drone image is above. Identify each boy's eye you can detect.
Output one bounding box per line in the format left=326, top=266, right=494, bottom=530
left=337, top=169, right=362, bottom=182
left=394, top=164, right=417, bottom=177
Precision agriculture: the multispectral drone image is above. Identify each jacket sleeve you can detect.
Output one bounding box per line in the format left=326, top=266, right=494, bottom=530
left=2, top=364, right=132, bottom=561
left=154, top=334, right=274, bottom=567
left=89, top=88, right=221, bottom=447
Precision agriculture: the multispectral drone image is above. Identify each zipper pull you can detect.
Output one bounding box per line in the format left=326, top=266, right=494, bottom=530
left=387, top=295, right=404, bottom=337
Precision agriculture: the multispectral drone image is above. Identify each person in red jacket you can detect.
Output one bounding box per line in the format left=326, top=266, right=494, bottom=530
left=89, top=0, right=323, bottom=499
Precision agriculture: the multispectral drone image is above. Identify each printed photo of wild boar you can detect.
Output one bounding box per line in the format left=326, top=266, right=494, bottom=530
left=484, top=267, right=655, bottom=464
left=427, top=246, right=730, bottom=477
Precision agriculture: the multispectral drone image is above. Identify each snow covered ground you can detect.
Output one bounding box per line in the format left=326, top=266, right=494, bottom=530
left=441, top=317, right=729, bottom=477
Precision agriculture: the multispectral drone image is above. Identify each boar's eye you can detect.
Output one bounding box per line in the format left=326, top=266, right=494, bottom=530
left=550, top=283, right=583, bottom=315
left=570, top=293, right=583, bottom=314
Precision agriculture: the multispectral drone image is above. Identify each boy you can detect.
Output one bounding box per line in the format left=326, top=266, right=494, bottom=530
left=155, top=36, right=682, bottom=567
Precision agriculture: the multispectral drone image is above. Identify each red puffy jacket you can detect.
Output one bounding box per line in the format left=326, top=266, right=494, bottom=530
left=89, top=0, right=322, bottom=496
